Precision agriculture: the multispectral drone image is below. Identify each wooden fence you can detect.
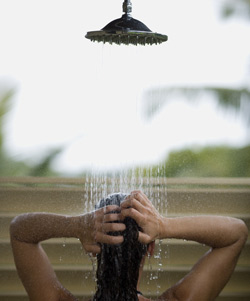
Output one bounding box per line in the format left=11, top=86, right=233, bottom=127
left=0, top=177, right=249, bottom=300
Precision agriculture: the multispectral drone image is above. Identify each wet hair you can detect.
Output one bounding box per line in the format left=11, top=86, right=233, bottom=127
left=93, top=193, right=147, bottom=301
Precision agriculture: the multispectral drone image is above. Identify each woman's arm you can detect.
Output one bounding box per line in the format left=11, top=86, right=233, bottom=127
left=162, top=215, right=247, bottom=249
left=10, top=213, right=83, bottom=301
left=121, top=191, right=248, bottom=301
left=159, top=215, right=248, bottom=301
left=10, top=206, right=125, bottom=301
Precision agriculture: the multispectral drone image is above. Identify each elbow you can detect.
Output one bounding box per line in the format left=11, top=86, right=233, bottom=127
left=9, top=215, right=19, bottom=239
left=9, top=214, right=26, bottom=240
left=235, top=219, right=248, bottom=246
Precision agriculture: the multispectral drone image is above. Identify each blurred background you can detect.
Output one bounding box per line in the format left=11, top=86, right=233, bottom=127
left=0, top=0, right=250, bottom=177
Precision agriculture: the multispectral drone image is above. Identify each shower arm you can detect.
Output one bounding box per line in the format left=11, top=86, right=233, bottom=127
left=122, top=0, right=132, bottom=17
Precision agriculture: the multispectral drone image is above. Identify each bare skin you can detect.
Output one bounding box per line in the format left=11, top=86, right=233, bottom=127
left=10, top=191, right=248, bottom=301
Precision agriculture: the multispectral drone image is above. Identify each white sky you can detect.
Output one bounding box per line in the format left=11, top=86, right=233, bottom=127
left=0, top=0, right=250, bottom=174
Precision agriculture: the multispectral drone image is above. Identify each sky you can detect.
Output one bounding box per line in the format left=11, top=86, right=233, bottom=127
left=0, top=0, right=250, bottom=174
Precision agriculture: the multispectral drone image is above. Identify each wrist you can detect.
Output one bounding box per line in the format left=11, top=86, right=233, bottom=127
left=75, top=212, right=93, bottom=241
left=65, top=215, right=81, bottom=238
left=158, top=216, right=170, bottom=239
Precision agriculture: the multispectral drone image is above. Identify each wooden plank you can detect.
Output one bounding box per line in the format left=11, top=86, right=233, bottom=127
left=1, top=177, right=250, bottom=186
left=1, top=239, right=250, bottom=266
left=1, top=177, right=249, bottom=300
left=1, top=187, right=249, bottom=214
left=1, top=268, right=249, bottom=294
left=0, top=294, right=249, bottom=301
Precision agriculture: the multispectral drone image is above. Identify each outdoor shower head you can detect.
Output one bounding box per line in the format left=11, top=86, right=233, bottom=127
left=85, top=0, right=168, bottom=46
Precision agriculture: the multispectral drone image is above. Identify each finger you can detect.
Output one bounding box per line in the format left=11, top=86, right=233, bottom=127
left=84, top=244, right=101, bottom=254
left=121, top=198, right=145, bottom=213
left=121, top=207, right=144, bottom=225
left=103, top=205, right=121, bottom=214
left=96, top=222, right=126, bottom=233
left=130, top=191, right=148, bottom=206
left=138, top=231, right=151, bottom=244
left=95, top=205, right=120, bottom=220
left=103, top=213, right=124, bottom=223
left=130, top=190, right=143, bottom=195
left=95, top=232, right=124, bottom=244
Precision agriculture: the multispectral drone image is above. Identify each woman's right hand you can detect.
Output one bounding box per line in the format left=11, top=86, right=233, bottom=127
left=78, top=205, right=126, bottom=255
left=121, top=190, right=164, bottom=244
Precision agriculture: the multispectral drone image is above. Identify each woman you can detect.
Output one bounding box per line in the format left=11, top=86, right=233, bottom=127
left=10, top=190, right=248, bottom=301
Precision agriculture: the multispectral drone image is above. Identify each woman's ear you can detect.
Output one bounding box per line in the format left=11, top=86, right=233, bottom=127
left=147, top=241, right=155, bottom=257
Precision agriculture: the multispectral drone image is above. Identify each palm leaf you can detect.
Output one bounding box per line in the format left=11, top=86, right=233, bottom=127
left=143, top=86, right=250, bottom=125
left=29, top=148, right=62, bottom=177
left=220, top=0, right=250, bottom=20
left=0, top=88, right=16, bottom=149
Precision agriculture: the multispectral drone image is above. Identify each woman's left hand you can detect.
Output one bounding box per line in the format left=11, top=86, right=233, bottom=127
left=121, top=190, right=163, bottom=244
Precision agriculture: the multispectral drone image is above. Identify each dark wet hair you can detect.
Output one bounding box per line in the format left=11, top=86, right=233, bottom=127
left=93, top=193, right=147, bottom=301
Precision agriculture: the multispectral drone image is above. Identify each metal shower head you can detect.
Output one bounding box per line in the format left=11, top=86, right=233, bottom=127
left=85, top=0, right=168, bottom=46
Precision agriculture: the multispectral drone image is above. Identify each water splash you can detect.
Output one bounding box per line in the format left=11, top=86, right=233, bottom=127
left=80, top=147, right=168, bottom=297
left=147, top=252, right=153, bottom=295
left=88, top=253, right=98, bottom=282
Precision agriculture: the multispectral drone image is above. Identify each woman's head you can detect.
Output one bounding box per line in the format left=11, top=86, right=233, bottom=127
left=93, top=193, right=147, bottom=301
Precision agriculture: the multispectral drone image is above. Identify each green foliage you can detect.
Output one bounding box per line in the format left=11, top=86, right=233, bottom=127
left=28, top=148, right=62, bottom=177
left=143, top=86, right=250, bottom=126
left=0, top=152, right=31, bottom=177
left=0, top=149, right=61, bottom=177
left=0, top=88, right=15, bottom=150
left=221, top=0, right=250, bottom=20
left=137, top=145, right=250, bottom=177
left=0, top=85, right=61, bottom=177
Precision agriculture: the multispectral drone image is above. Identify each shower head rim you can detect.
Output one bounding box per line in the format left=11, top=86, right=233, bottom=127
left=85, top=30, right=168, bottom=45
left=86, top=30, right=167, bottom=37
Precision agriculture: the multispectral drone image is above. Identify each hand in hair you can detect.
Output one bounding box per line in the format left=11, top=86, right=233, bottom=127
left=121, top=190, right=163, bottom=244
left=81, top=205, right=126, bottom=255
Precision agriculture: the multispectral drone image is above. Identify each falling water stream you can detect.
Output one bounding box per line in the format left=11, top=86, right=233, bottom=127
left=81, top=167, right=168, bottom=297
left=74, top=44, right=169, bottom=299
